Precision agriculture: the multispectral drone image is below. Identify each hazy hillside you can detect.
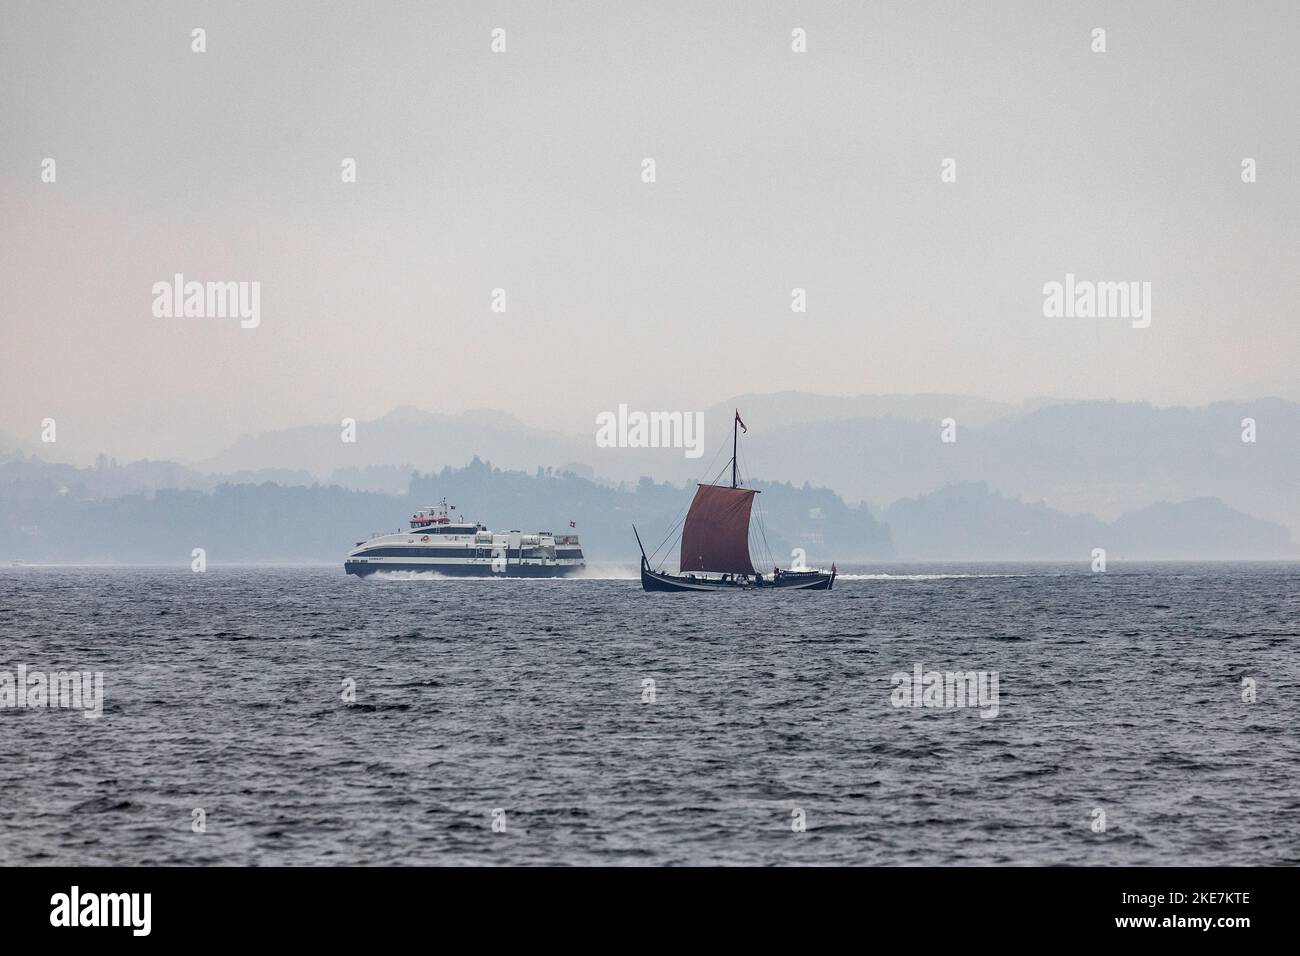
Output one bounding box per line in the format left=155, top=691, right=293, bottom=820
left=0, top=450, right=319, bottom=499
left=700, top=392, right=1036, bottom=431
left=0, top=458, right=891, bottom=565
left=734, top=398, right=1300, bottom=536
left=1, top=454, right=1291, bottom=563
left=172, top=395, right=1300, bottom=541
left=196, top=406, right=588, bottom=480
left=4, top=393, right=1296, bottom=562
left=885, top=482, right=1294, bottom=560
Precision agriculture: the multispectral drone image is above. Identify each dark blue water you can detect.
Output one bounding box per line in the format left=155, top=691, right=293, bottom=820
left=1, top=563, right=1297, bottom=865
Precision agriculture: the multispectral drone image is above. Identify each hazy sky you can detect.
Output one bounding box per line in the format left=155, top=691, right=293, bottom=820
left=3, top=1, right=1298, bottom=461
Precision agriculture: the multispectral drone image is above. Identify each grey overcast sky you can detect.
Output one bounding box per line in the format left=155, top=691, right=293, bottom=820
left=2, top=1, right=1298, bottom=461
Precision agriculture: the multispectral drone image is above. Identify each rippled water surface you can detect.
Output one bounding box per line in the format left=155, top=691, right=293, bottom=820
left=1, top=563, right=1297, bottom=865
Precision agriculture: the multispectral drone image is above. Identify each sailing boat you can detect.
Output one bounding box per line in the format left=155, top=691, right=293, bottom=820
left=633, top=411, right=837, bottom=592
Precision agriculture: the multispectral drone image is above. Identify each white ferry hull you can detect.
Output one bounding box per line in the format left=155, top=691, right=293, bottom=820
left=345, top=559, right=583, bottom=578
left=345, top=503, right=585, bottom=579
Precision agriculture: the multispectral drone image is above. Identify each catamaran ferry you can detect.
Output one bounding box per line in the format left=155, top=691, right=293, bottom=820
left=344, top=499, right=585, bottom=578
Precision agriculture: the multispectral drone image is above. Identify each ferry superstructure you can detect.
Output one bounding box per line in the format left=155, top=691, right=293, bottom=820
left=344, top=499, right=585, bottom=578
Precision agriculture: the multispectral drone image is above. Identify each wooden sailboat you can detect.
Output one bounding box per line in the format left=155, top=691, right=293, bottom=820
left=634, top=411, right=837, bottom=592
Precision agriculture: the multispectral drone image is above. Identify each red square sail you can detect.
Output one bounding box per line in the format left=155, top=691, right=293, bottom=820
left=679, top=484, right=757, bottom=575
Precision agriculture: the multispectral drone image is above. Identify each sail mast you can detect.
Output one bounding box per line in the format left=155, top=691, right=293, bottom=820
left=676, top=409, right=760, bottom=577
left=731, top=409, right=738, bottom=488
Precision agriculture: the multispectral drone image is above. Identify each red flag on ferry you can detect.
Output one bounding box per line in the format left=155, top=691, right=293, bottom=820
left=735, top=410, right=747, bottom=433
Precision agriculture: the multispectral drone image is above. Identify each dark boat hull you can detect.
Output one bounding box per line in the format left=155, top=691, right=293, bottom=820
left=640, top=562, right=835, bottom=592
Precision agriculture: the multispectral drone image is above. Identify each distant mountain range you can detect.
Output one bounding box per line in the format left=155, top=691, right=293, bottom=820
left=884, top=482, right=1293, bottom=561
left=0, top=458, right=1293, bottom=564
left=2, top=393, right=1295, bottom=561
left=0, top=458, right=886, bottom=564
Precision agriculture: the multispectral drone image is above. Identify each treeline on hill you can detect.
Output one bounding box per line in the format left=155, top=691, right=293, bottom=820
left=0, top=457, right=890, bottom=564
left=2, top=454, right=1293, bottom=562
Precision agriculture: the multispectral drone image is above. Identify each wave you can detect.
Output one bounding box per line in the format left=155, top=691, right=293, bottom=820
left=569, top=564, right=639, bottom=580
left=833, top=572, right=1023, bottom=581
left=368, top=569, right=1020, bottom=583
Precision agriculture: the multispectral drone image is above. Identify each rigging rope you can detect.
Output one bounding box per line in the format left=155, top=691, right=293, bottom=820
left=738, top=440, right=776, bottom=570
left=645, top=420, right=781, bottom=574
